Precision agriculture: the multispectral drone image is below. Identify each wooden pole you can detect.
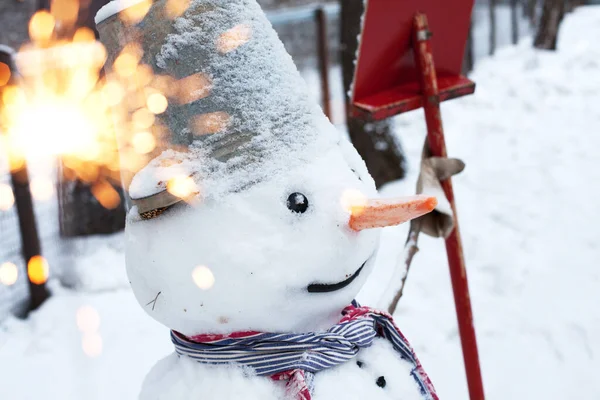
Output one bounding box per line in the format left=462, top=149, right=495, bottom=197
left=315, top=7, right=332, bottom=120
left=412, top=13, right=485, bottom=400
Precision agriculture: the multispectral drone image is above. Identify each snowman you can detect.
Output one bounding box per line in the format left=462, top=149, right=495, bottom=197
left=97, top=0, right=440, bottom=399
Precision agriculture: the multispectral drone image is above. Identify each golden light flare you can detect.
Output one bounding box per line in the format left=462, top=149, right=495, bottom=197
left=132, top=131, right=156, bottom=154
left=0, top=63, right=11, bottom=87
left=217, top=24, right=252, bottom=54
left=340, top=189, right=368, bottom=215
left=91, top=180, right=121, bottom=210
left=166, top=176, right=197, bottom=199
left=82, top=332, right=103, bottom=358
left=50, top=0, right=80, bottom=28
left=120, top=0, right=152, bottom=25
left=165, top=0, right=192, bottom=19
left=73, top=27, right=96, bottom=43
left=30, top=177, right=55, bottom=201
left=76, top=306, right=101, bottom=334
left=192, top=265, right=215, bottom=290
left=132, top=107, right=155, bottom=129
left=146, top=93, right=168, bottom=114
left=0, top=262, right=19, bottom=286
left=29, top=11, right=56, bottom=43
left=102, top=81, right=125, bottom=106
left=27, top=255, right=49, bottom=285
left=176, top=72, right=212, bottom=104
left=191, top=112, right=230, bottom=136
left=114, top=52, right=138, bottom=78
left=0, top=184, right=15, bottom=211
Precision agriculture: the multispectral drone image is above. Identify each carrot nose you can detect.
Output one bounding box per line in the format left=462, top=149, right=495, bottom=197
left=348, top=195, right=438, bottom=231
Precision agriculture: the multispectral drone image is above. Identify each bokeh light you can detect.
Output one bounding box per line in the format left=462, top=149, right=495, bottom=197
left=192, top=265, right=215, bottom=290
left=27, top=255, right=49, bottom=285
left=340, top=189, right=368, bottom=215
left=0, top=262, right=18, bottom=286
left=0, top=184, right=15, bottom=211
left=76, top=306, right=101, bottom=334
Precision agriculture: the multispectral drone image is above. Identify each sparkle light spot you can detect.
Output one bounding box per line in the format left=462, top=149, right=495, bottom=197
left=166, top=176, right=197, bottom=199
left=176, top=73, right=212, bottom=104
left=76, top=306, right=101, bottom=334
left=120, top=0, right=152, bottom=25
left=29, top=11, right=55, bottom=42
left=191, top=112, right=230, bottom=136
left=146, top=93, right=168, bottom=114
left=217, top=24, right=252, bottom=54
left=192, top=266, right=215, bottom=290
left=0, top=63, right=11, bottom=87
left=82, top=332, right=103, bottom=358
left=165, top=0, right=191, bottom=19
left=0, top=262, right=18, bottom=286
left=132, top=131, right=156, bottom=154
left=0, top=184, right=15, bottom=210
left=340, top=189, right=368, bottom=215
left=27, top=255, right=49, bottom=285
left=91, top=181, right=121, bottom=210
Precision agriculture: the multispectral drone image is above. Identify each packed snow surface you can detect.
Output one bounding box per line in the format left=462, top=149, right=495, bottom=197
left=2, top=6, right=600, bottom=400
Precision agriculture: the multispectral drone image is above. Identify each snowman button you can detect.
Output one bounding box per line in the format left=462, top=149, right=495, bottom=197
left=376, top=376, right=386, bottom=388
left=287, top=193, right=309, bottom=214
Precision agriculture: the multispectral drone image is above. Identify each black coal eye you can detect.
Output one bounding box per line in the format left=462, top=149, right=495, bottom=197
left=287, top=192, right=309, bottom=214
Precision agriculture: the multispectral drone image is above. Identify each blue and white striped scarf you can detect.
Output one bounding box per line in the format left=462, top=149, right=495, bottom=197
left=171, top=302, right=438, bottom=400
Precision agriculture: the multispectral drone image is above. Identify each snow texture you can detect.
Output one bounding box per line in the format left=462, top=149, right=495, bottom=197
left=128, top=0, right=342, bottom=200
left=2, top=5, right=600, bottom=400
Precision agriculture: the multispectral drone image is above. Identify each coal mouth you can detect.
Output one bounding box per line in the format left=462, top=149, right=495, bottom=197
left=307, top=260, right=367, bottom=294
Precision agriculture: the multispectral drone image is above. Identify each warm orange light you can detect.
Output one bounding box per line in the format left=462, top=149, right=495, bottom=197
left=51, top=0, right=79, bottom=28
left=165, top=0, right=191, bottom=19
left=91, top=180, right=121, bottom=210
left=340, top=189, right=368, bottom=215
left=29, top=11, right=56, bottom=42
left=167, top=176, right=197, bottom=199
left=132, top=107, right=155, bottom=129
left=191, top=112, right=230, bottom=136
left=120, top=0, right=152, bottom=25
left=73, top=27, right=96, bottom=43
left=0, top=262, right=18, bottom=286
left=0, top=184, right=15, bottom=211
left=30, top=177, right=55, bottom=201
left=0, top=63, right=11, bottom=87
left=132, top=131, right=156, bottom=154
left=114, top=52, right=138, bottom=78
left=102, top=81, right=125, bottom=106
left=217, top=24, right=252, bottom=54
left=82, top=332, right=103, bottom=357
left=76, top=306, right=101, bottom=333
left=28, top=255, right=49, bottom=285
left=146, top=93, right=168, bottom=114
left=176, top=73, right=212, bottom=104
left=192, top=265, right=215, bottom=290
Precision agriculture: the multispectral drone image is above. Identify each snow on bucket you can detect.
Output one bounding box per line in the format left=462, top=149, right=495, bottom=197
left=96, top=0, right=336, bottom=217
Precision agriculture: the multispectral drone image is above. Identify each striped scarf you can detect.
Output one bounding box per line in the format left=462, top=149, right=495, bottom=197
left=171, top=302, right=438, bottom=400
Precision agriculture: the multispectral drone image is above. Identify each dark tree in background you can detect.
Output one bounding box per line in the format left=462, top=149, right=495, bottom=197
left=534, top=0, right=566, bottom=50
left=53, top=0, right=127, bottom=237
left=340, top=0, right=406, bottom=188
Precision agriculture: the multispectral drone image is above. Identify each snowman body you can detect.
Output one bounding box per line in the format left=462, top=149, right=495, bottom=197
left=140, top=338, right=423, bottom=400
left=96, top=0, right=437, bottom=398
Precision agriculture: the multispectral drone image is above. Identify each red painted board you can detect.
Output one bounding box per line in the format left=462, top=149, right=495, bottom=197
left=352, top=75, right=475, bottom=120
left=351, top=0, right=475, bottom=115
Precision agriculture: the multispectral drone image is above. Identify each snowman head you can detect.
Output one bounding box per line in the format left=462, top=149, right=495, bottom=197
left=97, top=0, right=435, bottom=336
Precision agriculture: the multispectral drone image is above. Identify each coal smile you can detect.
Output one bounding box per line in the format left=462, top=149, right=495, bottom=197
left=307, top=260, right=367, bottom=294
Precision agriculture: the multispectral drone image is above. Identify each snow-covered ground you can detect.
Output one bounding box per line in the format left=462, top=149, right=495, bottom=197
left=1, top=6, right=600, bottom=400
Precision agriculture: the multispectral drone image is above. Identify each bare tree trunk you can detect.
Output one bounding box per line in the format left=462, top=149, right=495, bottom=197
left=526, top=0, right=539, bottom=25
left=489, top=0, right=497, bottom=55
left=340, top=0, right=406, bottom=187
left=462, top=19, right=474, bottom=74
left=534, top=0, right=566, bottom=50
left=565, top=0, right=586, bottom=13
left=511, top=0, right=519, bottom=44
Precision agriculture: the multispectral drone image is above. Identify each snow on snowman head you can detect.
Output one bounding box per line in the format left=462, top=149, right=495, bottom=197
left=97, top=0, right=436, bottom=336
